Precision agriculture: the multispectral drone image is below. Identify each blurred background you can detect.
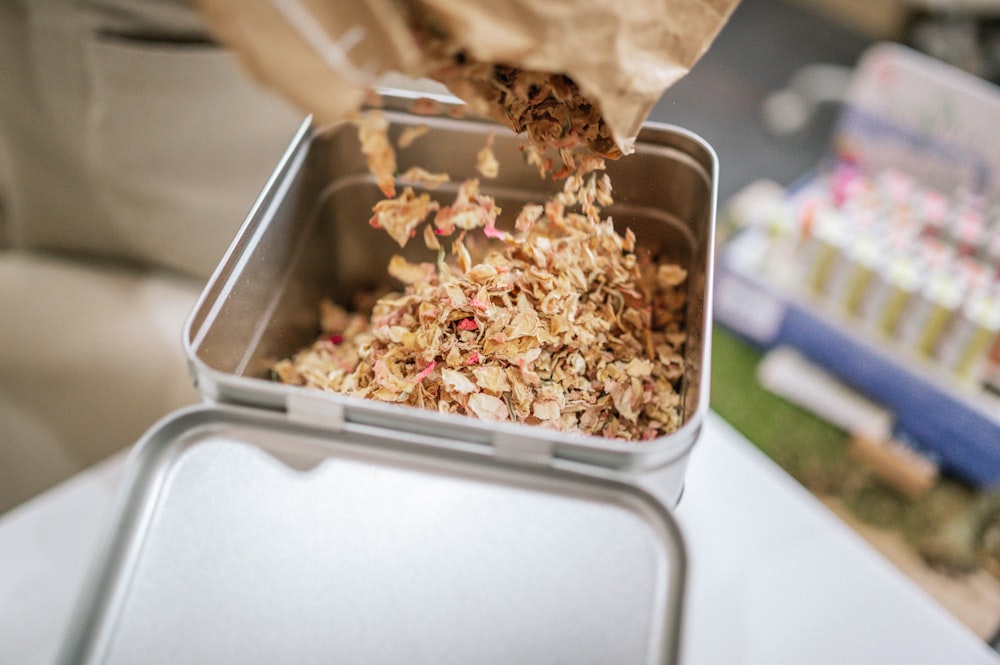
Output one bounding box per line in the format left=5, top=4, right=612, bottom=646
left=2, top=0, right=1000, bottom=649
left=657, top=0, right=1000, bottom=200
left=656, top=0, right=1000, bottom=646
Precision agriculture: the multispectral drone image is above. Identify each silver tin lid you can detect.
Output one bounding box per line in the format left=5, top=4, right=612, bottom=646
left=60, top=406, right=685, bottom=665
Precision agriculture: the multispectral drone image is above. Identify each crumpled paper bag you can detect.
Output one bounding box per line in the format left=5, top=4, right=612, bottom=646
left=194, top=0, right=739, bottom=154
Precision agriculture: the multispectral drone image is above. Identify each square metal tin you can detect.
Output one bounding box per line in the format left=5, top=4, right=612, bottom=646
left=58, top=405, right=686, bottom=665
left=184, top=90, right=717, bottom=506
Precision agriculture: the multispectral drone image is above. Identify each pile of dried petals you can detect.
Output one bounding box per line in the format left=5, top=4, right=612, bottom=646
left=272, top=114, right=689, bottom=441
left=402, top=6, right=621, bottom=159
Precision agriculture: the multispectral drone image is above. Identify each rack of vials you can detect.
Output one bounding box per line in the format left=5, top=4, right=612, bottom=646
left=792, top=163, right=997, bottom=387
left=715, top=165, right=1000, bottom=487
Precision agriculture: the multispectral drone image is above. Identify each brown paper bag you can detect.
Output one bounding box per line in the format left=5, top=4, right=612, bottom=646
left=194, top=0, right=739, bottom=154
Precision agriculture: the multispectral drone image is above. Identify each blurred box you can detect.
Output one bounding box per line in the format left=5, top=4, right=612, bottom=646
left=716, top=43, right=1000, bottom=488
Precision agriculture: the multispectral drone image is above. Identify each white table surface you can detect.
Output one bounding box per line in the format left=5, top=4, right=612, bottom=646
left=1, top=411, right=996, bottom=665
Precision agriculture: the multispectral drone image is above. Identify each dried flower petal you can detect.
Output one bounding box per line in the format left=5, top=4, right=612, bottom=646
left=369, top=187, right=439, bottom=248
left=483, top=220, right=507, bottom=240
left=387, top=255, right=436, bottom=285
left=532, top=399, right=562, bottom=421
left=356, top=111, right=396, bottom=197
left=412, top=360, right=437, bottom=384
left=399, top=166, right=450, bottom=189
left=476, top=131, right=499, bottom=179
left=434, top=179, right=500, bottom=234
left=397, top=124, right=429, bottom=148
left=515, top=204, right=544, bottom=232
left=442, top=368, right=477, bottom=394
left=467, top=392, right=509, bottom=421
left=422, top=223, right=441, bottom=251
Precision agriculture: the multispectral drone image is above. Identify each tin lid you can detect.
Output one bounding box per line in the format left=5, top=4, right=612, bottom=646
left=60, top=406, right=685, bottom=665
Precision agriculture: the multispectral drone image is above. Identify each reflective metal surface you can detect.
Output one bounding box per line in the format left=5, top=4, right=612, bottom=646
left=59, top=406, right=686, bottom=665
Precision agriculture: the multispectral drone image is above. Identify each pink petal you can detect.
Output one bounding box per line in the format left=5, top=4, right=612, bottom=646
left=411, top=360, right=436, bottom=384
left=483, top=221, right=507, bottom=240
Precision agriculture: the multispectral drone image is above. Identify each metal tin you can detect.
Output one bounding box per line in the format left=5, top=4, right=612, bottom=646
left=58, top=405, right=686, bottom=665
left=184, top=91, right=717, bottom=507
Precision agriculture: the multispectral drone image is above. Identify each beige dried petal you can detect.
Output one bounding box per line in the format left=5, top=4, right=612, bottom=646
left=399, top=166, right=450, bottom=189
left=476, top=132, right=499, bottom=179
left=657, top=264, right=688, bottom=288
left=467, top=393, right=509, bottom=421
left=397, top=125, right=429, bottom=149
left=356, top=111, right=396, bottom=197
left=519, top=347, right=542, bottom=365
left=517, top=357, right=541, bottom=386
left=385, top=325, right=410, bottom=344
left=271, top=359, right=302, bottom=385
left=319, top=300, right=350, bottom=333
left=515, top=204, right=544, bottom=232
left=441, top=368, right=477, bottom=395
left=370, top=187, right=439, bottom=248
left=519, top=142, right=551, bottom=179
left=441, top=282, right=469, bottom=308
left=472, top=365, right=510, bottom=393
left=508, top=374, right=534, bottom=411
left=596, top=173, right=614, bottom=207
left=387, top=255, right=436, bottom=285
left=606, top=379, right=642, bottom=423
left=463, top=263, right=498, bottom=286
left=507, top=310, right=539, bottom=338
left=453, top=236, right=473, bottom=273
left=623, top=358, right=653, bottom=377
left=623, top=228, right=636, bottom=253
left=532, top=399, right=562, bottom=421
left=423, top=224, right=441, bottom=251
left=435, top=179, right=499, bottom=233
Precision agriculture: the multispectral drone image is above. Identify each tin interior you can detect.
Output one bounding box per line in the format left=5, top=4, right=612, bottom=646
left=60, top=407, right=685, bottom=665
left=186, top=103, right=715, bottom=470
